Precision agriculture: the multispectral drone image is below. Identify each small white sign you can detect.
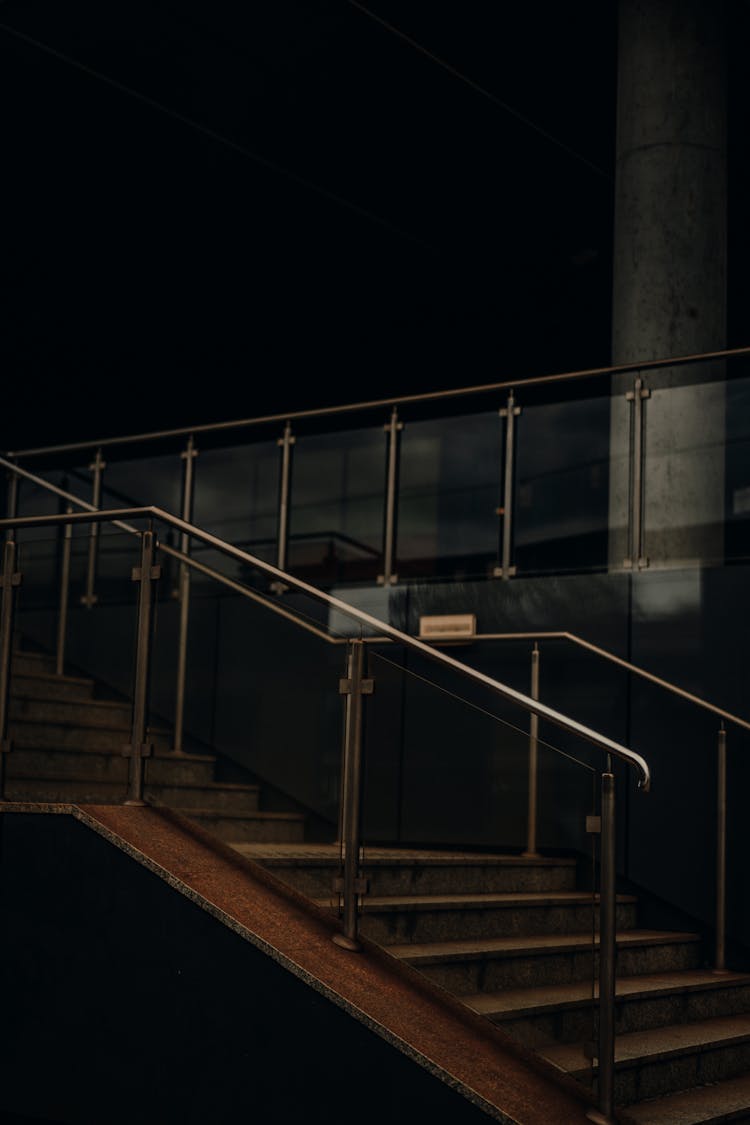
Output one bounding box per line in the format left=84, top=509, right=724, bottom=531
left=419, top=614, right=477, bottom=640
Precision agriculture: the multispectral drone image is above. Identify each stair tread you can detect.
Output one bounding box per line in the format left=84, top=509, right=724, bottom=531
left=12, top=714, right=171, bottom=734
left=12, top=671, right=94, bottom=687
left=179, top=808, right=304, bottom=821
left=8, top=743, right=216, bottom=762
left=314, top=890, right=637, bottom=912
left=541, top=1014, right=750, bottom=1073
left=465, top=972, right=750, bottom=1019
left=9, top=775, right=258, bottom=794
left=231, top=844, right=575, bottom=867
left=623, top=1072, right=750, bottom=1125
left=390, top=929, right=702, bottom=963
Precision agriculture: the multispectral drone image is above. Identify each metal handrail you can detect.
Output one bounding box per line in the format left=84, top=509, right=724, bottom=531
left=7, top=343, right=749, bottom=459
left=451, top=632, right=750, bottom=735
left=4, top=457, right=745, bottom=737
left=0, top=502, right=651, bottom=790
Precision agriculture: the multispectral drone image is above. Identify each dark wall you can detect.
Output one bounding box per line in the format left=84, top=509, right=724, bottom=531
left=0, top=813, right=495, bottom=1125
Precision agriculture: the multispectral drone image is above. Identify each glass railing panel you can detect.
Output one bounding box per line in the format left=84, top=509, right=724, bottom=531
left=96, top=451, right=182, bottom=519
left=397, top=410, right=501, bottom=581
left=192, top=439, right=279, bottom=563
left=641, top=376, right=725, bottom=569
left=361, top=641, right=600, bottom=1094
left=725, top=372, right=750, bottom=564
left=287, top=426, right=385, bottom=585
left=513, top=389, right=610, bottom=576
left=16, top=526, right=140, bottom=649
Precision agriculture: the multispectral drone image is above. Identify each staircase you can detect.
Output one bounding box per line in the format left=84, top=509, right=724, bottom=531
left=7, top=641, right=750, bottom=1123
left=6, top=645, right=305, bottom=843
left=237, top=844, right=750, bottom=1125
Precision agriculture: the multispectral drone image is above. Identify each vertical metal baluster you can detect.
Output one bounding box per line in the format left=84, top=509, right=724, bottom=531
left=588, top=769, right=617, bottom=1125
left=494, top=389, right=521, bottom=579
left=81, top=448, right=106, bottom=607
left=172, top=436, right=198, bottom=754
left=715, top=723, right=727, bottom=973
left=523, top=643, right=541, bottom=857
left=378, top=407, right=403, bottom=586
left=332, top=639, right=373, bottom=951
left=123, top=529, right=160, bottom=806
left=0, top=537, right=21, bottom=800
left=624, top=376, right=650, bottom=570
left=5, top=468, right=19, bottom=541
left=55, top=506, right=73, bottom=677
left=271, top=421, right=295, bottom=594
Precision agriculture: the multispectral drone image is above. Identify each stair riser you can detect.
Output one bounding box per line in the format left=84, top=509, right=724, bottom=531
left=9, top=723, right=171, bottom=753
left=408, top=941, right=702, bottom=995
left=148, top=785, right=259, bottom=813
left=359, top=902, right=637, bottom=946
left=266, top=863, right=577, bottom=898
left=5, top=780, right=130, bottom=805
left=6, top=749, right=216, bottom=787
left=5, top=777, right=259, bottom=813
left=576, top=1039, right=750, bottom=1105
left=498, top=984, right=750, bottom=1049
left=11, top=654, right=57, bottom=677
left=186, top=814, right=305, bottom=843
left=11, top=676, right=94, bottom=702
left=11, top=697, right=132, bottom=727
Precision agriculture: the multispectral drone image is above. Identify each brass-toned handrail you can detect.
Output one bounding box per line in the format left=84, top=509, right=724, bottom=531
left=6, top=343, right=749, bottom=459
left=0, top=498, right=651, bottom=789
left=3, top=457, right=745, bottom=738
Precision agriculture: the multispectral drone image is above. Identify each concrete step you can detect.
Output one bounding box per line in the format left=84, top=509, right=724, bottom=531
left=11, top=671, right=96, bottom=702
left=540, top=1015, right=750, bottom=1106
left=314, top=891, right=638, bottom=946
left=465, top=971, right=750, bottom=1048
left=4, top=776, right=260, bottom=813
left=182, top=808, right=306, bottom=843
left=10, top=695, right=133, bottom=727
left=623, top=1071, right=750, bottom=1124
left=9, top=720, right=171, bottom=753
left=5, top=746, right=217, bottom=786
left=390, top=930, right=702, bottom=994
left=145, top=781, right=260, bottom=813
left=11, top=649, right=57, bottom=677
left=234, top=844, right=577, bottom=897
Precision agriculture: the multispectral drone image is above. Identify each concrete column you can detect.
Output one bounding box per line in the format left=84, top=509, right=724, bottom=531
left=610, top=0, right=727, bottom=568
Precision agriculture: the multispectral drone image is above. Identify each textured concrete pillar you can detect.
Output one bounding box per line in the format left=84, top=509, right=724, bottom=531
left=610, top=0, right=727, bottom=568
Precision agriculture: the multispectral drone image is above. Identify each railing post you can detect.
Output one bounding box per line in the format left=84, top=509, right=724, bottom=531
left=271, top=421, right=295, bottom=594
left=332, top=639, right=373, bottom=951
left=172, top=436, right=198, bottom=754
left=55, top=506, right=73, bottom=677
left=0, top=537, right=21, bottom=800
left=123, top=529, right=160, bottom=806
left=80, top=448, right=106, bottom=607
left=715, top=723, right=727, bottom=973
left=589, top=769, right=617, bottom=1125
left=5, top=468, right=19, bottom=540
left=494, top=389, right=521, bottom=579
left=522, top=643, right=541, bottom=858
left=378, top=406, right=403, bottom=586
left=623, top=376, right=650, bottom=570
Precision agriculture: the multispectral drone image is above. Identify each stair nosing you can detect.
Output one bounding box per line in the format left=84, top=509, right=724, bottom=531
left=315, top=891, right=637, bottom=913
left=175, top=808, right=304, bottom=821
left=391, top=929, right=702, bottom=963
left=465, top=971, right=750, bottom=1019
left=541, top=1014, right=750, bottom=1075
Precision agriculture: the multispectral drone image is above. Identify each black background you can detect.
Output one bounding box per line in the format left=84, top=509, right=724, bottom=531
left=1, top=1, right=747, bottom=449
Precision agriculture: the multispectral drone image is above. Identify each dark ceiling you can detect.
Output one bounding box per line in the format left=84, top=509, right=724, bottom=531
left=0, top=1, right=745, bottom=448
